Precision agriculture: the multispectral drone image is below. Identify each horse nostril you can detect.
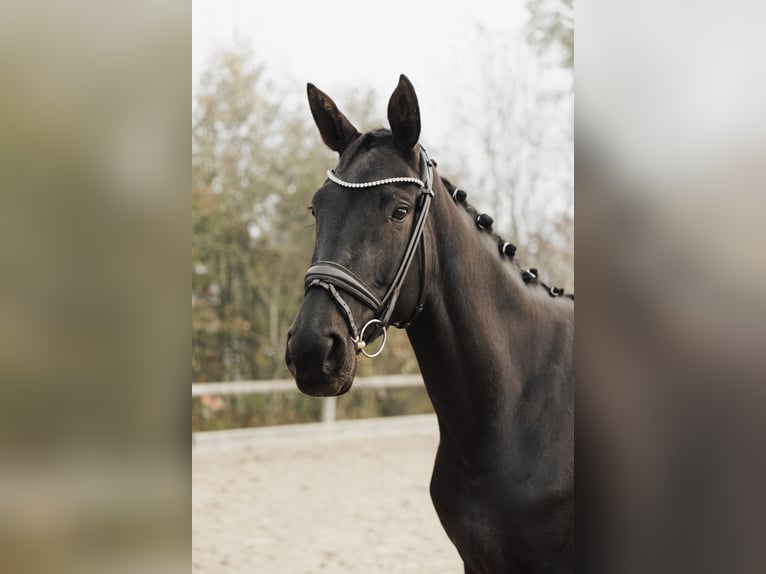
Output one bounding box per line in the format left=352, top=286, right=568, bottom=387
left=285, top=332, right=297, bottom=374
left=324, top=332, right=347, bottom=374
left=286, top=326, right=347, bottom=377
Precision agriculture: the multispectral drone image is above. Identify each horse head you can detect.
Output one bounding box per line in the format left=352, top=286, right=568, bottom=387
left=285, top=75, right=433, bottom=396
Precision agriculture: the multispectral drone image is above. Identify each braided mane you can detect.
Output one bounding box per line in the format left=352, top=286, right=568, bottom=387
left=439, top=176, right=573, bottom=301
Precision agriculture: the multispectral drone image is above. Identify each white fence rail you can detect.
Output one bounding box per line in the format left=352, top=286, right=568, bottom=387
left=192, top=374, right=424, bottom=423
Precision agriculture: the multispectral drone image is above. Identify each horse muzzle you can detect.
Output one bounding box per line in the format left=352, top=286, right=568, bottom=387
left=285, top=297, right=358, bottom=396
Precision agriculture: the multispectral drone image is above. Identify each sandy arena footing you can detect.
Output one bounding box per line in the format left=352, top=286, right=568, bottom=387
left=192, top=415, right=462, bottom=573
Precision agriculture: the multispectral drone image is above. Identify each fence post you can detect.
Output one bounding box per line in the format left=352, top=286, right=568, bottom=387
left=321, top=397, right=336, bottom=423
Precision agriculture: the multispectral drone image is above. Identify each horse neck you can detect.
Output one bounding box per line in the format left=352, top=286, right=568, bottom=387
left=406, top=178, right=564, bottom=457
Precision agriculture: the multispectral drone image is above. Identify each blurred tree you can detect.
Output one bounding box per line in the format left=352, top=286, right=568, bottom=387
left=526, top=0, right=574, bottom=69
left=444, top=24, right=574, bottom=292
left=192, top=43, right=326, bottom=382
left=192, top=45, right=419, bottom=387
left=339, top=88, right=382, bottom=132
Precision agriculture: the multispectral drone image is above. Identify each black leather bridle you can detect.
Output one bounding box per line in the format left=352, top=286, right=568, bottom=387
left=304, top=147, right=435, bottom=358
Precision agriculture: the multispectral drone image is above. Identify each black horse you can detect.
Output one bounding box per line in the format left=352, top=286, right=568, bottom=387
left=285, top=75, right=574, bottom=574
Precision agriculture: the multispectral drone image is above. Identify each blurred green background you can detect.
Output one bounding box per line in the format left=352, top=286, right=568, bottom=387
left=191, top=3, right=574, bottom=430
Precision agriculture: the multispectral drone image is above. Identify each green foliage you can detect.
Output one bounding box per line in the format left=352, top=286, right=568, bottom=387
left=192, top=393, right=322, bottom=430
left=193, top=43, right=326, bottom=383
left=192, top=43, right=420, bottom=396
left=191, top=387, right=433, bottom=432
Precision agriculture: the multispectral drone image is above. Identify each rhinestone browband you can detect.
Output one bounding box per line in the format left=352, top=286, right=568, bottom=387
left=326, top=170, right=425, bottom=189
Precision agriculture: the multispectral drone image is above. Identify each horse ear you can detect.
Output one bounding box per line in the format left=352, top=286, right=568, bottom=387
left=387, top=74, right=421, bottom=154
left=307, top=83, right=361, bottom=155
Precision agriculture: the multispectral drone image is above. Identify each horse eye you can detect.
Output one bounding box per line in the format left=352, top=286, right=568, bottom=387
left=392, top=206, right=409, bottom=221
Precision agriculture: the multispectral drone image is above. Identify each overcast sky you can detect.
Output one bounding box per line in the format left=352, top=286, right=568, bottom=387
left=192, top=0, right=574, bottom=231
left=193, top=0, right=527, bottom=86
left=192, top=0, right=531, bottom=139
